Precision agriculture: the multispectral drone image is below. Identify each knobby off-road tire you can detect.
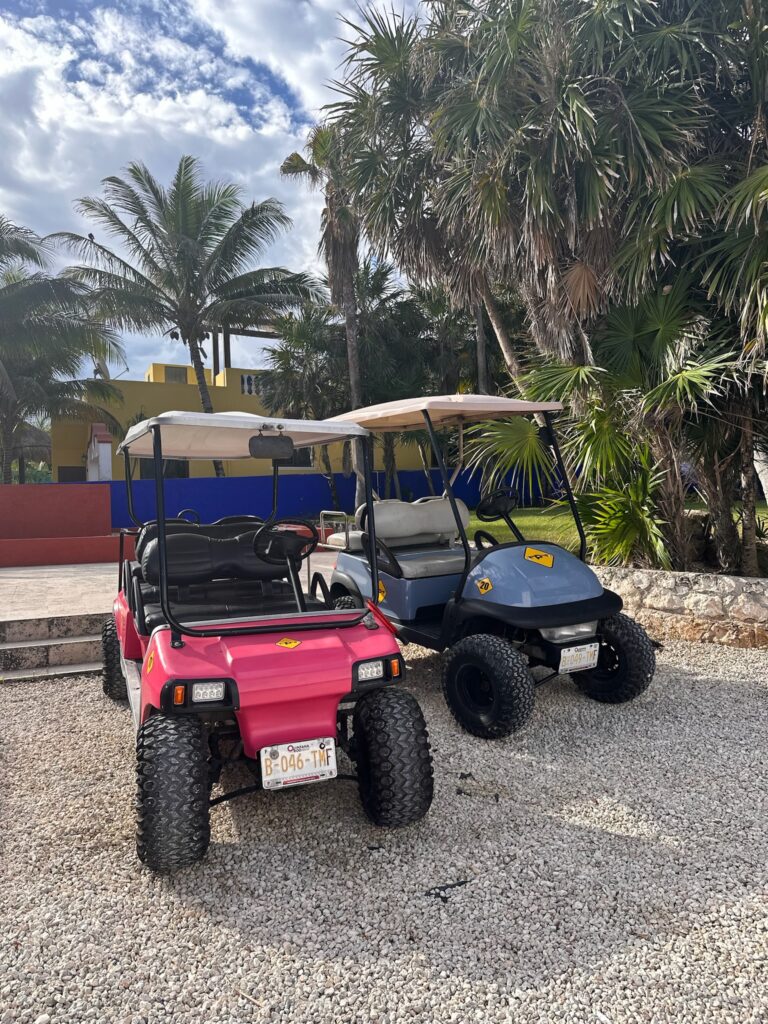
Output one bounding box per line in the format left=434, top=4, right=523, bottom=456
left=575, top=613, right=656, bottom=704
left=136, top=714, right=211, bottom=874
left=334, top=594, right=361, bottom=610
left=353, top=687, right=433, bottom=827
left=442, top=634, right=535, bottom=739
left=101, top=617, right=127, bottom=701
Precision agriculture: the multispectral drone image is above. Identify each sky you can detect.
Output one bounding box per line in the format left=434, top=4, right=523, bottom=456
left=0, top=0, right=415, bottom=377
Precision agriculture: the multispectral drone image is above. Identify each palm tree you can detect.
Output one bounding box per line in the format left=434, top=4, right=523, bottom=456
left=281, top=126, right=362, bottom=407
left=281, top=126, right=366, bottom=502
left=54, top=156, right=318, bottom=477
left=258, top=305, right=348, bottom=507
left=331, top=3, right=699, bottom=371
left=0, top=217, right=123, bottom=484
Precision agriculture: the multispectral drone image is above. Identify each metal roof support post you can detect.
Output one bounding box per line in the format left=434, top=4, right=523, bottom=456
left=123, top=450, right=143, bottom=527
left=151, top=425, right=183, bottom=648
left=544, top=412, right=588, bottom=562
left=422, top=410, right=471, bottom=575
left=361, top=438, right=380, bottom=608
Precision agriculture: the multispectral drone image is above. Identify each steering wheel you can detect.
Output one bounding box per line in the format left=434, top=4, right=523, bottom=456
left=252, top=518, right=319, bottom=565
left=177, top=508, right=200, bottom=524
left=475, top=529, right=499, bottom=551
left=476, top=488, right=519, bottom=523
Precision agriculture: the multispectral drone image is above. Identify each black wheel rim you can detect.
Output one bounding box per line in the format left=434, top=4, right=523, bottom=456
left=454, top=661, right=497, bottom=723
left=585, top=633, right=627, bottom=685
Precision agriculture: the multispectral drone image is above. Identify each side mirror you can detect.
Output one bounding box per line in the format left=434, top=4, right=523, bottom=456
left=248, top=433, right=295, bottom=461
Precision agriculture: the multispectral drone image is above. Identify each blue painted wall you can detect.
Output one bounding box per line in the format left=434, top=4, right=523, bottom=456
left=109, top=468, right=541, bottom=527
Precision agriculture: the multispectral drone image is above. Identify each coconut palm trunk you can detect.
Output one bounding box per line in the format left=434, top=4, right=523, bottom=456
left=481, top=283, right=523, bottom=379
left=320, top=444, right=340, bottom=509
left=186, top=335, right=225, bottom=478
left=474, top=303, right=489, bottom=393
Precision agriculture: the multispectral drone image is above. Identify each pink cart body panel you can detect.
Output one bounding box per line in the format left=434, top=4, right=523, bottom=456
left=138, top=612, right=400, bottom=758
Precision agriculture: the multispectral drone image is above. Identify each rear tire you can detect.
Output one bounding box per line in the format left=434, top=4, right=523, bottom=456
left=101, top=617, right=127, bottom=701
left=334, top=594, right=361, bottom=610
left=353, top=688, right=433, bottom=827
left=136, top=714, right=211, bottom=874
left=443, top=634, right=534, bottom=738
left=574, top=613, right=655, bottom=703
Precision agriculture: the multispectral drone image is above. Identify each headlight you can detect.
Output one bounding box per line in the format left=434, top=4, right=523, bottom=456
left=539, top=621, right=598, bottom=643
left=191, top=681, right=227, bottom=702
left=357, top=659, right=385, bottom=682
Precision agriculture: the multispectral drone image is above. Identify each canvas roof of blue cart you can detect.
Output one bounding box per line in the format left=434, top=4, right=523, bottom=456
left=329, top=394, right=563, bottom=432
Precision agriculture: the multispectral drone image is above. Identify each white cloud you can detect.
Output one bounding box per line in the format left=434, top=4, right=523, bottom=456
left=0, top=1, right=418, bottom=376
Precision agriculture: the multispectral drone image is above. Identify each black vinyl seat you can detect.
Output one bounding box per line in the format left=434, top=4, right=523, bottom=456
left=134, top=516, right=264, bottom=563
left=135, top=532, right=320, bottom=634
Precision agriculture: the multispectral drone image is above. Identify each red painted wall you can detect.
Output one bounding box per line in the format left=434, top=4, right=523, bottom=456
left=0, top=483, right=111, bottom=539
left=0, top=533, right=135, bottom=568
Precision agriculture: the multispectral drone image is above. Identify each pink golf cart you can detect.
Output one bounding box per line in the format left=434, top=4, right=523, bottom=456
left=104, top=411, right=433, bottom=874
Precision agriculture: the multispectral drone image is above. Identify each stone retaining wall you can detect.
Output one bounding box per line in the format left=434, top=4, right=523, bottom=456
left=593, top=567, right=768, bottom=648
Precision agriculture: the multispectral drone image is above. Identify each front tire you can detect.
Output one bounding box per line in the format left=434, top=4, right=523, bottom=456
left=334, top=594, right=361, bottom=610
left=136, top=714, right=211, bottom=874
left=101, top=617, right=127, bottom=701
left=353, top=688, right=433, bottom=827
left=574, top=613, right=655, bottom=703
left=442, top=634, right=535, bottom=739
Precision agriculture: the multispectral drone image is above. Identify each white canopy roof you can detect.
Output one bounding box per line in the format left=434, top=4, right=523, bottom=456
left=118, top=410, right=368, bottom=459
left=330, top=394, right=563, bottom=432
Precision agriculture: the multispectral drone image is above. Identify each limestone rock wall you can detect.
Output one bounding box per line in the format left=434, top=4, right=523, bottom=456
left=593, top=567, right=768, bottom=648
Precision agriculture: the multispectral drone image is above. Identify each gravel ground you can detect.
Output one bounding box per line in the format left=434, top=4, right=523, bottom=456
left=1, top=641, right=766, bottom=1024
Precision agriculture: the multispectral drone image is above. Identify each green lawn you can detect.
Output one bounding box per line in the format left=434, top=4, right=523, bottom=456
left=468, top=506, right=580, bottom=549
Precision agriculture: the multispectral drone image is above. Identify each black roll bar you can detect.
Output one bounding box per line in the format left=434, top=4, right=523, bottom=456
left=543, top=411, right=588, bottom=562
left=422, top=410, right=472, bottom=579
left=361, top=436, right=380, bottom=607
left=149, top=424, right=374, bottom=644
left=123, top=450, right=144, bottom=527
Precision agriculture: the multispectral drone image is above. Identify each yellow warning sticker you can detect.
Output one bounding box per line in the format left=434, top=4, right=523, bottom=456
left=524, top=547, right=554, bottom=568
left=146, top=651, right=154, bottom=673
left=276, top=638, right=302, bottom=649
left=476, top=576, right=494, bottom=595
left=378, top=580, right=387, bottom=603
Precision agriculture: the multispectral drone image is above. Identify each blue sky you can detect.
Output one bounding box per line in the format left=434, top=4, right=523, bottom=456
left=0, top=0, right=412, bottom=375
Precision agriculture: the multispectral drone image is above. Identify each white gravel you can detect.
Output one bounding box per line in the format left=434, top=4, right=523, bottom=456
left=1, top=641, right=766, bottom=1024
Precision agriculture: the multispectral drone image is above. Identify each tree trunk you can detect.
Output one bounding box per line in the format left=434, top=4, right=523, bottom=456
left=320, top=445, right=340, bottom=509
left=481, top=281, right=523, bottom=380
left=649, top=427, right=690, bottom=570
left=740, top=404, right=760, bottom=577
left=417, top=439, right=435, bottom=495
left=18, top=451, right=25, bottom=484
left=187, top=336, right=225, bottom=478
left=474, top=303, right=489, bottom=393
left=695, top=455, right=741, bottom=574
left=1, top=427, right=12, bottom=484
left=342, top=270, right=364, bottom=507
left=383, top=435, right=401, bottom=500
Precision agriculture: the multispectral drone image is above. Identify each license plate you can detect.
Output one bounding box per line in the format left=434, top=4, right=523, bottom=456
left=260, top=737, right=337, bottom=790
left=559, top=642, right=600, bottom=674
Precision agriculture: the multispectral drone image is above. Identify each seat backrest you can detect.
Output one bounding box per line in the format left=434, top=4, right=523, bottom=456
left=357, top=498, right=469, bottom=548
left=135, top=517, right=263, bottom=563
left=141, top=531, right=286, bottom=585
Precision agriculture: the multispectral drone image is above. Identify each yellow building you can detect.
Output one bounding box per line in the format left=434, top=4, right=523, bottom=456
left=52, top=363, right=421, bottom=482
